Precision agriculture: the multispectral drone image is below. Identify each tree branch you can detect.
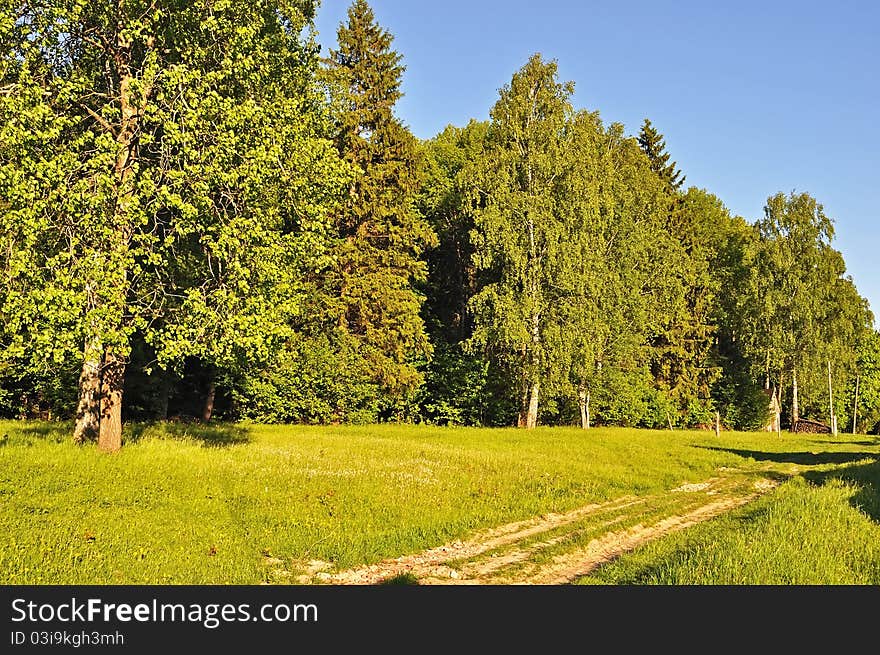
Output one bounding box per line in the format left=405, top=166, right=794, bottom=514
left=79, top=103, right=117, bottom=136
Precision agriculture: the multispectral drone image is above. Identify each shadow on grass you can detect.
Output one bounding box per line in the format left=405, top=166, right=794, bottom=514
left=20, top=423, right=72, bottom=441
left=0, top=420, right=249, bottom=447
left=705, top=444, right=880, bottom=525
left=0, top=421, right=72, bottom=445
left=807, top=438, right=880, bottom=447
left=804, top=459, right=880, bottom=524
left=124, top=421, right=251, bottom=447
left=699, top=446, right=879, bottom=467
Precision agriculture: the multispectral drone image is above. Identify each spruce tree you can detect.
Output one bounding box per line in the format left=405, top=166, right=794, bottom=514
left=638, top=119, right=685, bottom=191
left=325, top=1, right=437, bottom=409
left=637, top=120, right=721, bottom=426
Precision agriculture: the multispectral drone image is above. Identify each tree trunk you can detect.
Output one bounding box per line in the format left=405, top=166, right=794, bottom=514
left=777, top=372, right=785, bottom=431
left=791, top=367, right=799, bottom=429
left=578, top=387, right=587, bottom=430
left=852, top=375, right=860, bottom=435
left=517, top=382, right=529, bottom=428
left=778, top=374, right=784, bottom=406
left=772, top=386, right=781, bottom=435
left=158, top=372, right=170, bottom=421
left=827, top=361, right=836, bottom=437
left=578, top=386, right=590, bottom=430
left=94, top=40, right=147, bottom=450
left=69, top=24, right=152, bottom=450
left=98, top=348, right=125, bottom=453
left=525, top=382, right=539, bottom=429
left=202, top=381, right=216, bottom=422
left=73, top=339, right=102, bottom=444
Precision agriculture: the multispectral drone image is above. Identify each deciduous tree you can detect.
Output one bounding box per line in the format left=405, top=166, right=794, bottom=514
left=742, top=192, right=870, bottom=428
left=469, top=54, right=575, bottom=429
left=0, top=0, right=347, bottom=449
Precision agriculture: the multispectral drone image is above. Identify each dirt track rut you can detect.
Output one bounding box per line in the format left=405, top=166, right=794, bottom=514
left=285, top=472, right=779, bottom=585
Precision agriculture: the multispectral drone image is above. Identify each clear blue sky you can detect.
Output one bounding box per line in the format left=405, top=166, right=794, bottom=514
left=315, top=0, right=880, bottom=325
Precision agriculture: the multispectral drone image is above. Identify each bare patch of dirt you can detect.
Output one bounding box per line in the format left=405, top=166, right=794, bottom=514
left=458, top=514, right=631, bottom=579
left=671, top=480, right=716, bottom=493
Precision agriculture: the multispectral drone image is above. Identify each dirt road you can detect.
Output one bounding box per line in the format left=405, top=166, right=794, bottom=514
left=276, top=470, right=780, bottom=585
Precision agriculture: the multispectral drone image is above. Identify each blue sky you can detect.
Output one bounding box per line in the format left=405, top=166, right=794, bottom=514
left=315, top=0, right=880, bottom=324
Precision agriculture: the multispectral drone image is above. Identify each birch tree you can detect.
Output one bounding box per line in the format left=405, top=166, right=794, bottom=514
left=469, top=54, right=574, bottom=429
left=561, top=113, right=682, bottom=428
left=744, top=192, right=867, bottom=428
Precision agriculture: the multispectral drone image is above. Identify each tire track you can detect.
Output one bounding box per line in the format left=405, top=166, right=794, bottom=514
left=297, top=474, right=778, bottom=585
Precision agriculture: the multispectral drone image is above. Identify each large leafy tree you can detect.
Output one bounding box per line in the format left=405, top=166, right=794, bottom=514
left=0, top=0, right=347, bottom=450
left=709, top=211, right=772, bottom=429
left=418, top=120, right=498, bottom=425
left=743, top=192, right=870, bottom=428
left=801, top=266, right=871, bottom=429
left=420, top=121, right=490, bottom=345
left=468, top=54, right=576, bottom=429
left=849, top=330, right=880, bottom=434
left=323, top=0, right=436, bottom=413
left=560, top=112, right=685, bottom=428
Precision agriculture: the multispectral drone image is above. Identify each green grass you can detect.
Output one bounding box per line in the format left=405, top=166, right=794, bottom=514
left=578, top=456, right=880, bottom=585
left=0, top=420, right=878, bottom=584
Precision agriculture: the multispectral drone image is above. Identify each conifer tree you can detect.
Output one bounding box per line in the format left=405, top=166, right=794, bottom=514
left=637, top=118, right=685, bottom=190
left=637, top=119, right=720, bottom=425
left=324, top=0, right=437, bottom=407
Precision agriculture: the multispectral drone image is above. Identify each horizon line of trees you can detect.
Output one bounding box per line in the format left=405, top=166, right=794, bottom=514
left=1, top=0, right=878, bottom=451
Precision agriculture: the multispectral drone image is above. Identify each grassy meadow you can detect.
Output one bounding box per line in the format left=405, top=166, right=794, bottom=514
left=0, top=420, right=878, bottom=584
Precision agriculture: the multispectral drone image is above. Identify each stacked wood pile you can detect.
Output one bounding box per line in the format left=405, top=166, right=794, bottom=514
left=792, top=418, right=831, bottom=434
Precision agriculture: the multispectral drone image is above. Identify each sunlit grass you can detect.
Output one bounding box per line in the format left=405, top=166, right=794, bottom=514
left=578, top=460, right=880, bottom=585
left=0, top=420, right=877, bottom=584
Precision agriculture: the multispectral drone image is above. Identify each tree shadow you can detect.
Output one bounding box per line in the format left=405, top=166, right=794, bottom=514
left=0, top=422, right=72, bottom=445
left=807, top=438, right=880, bottom=447
left=20, top=423, right=71, bottom=441
left=701, top=445, right=880, bottom=524
left=699, top=446, right=879, bottom=467
left=124, top=421, right=251, bottom=447
left=803, top=459, right=880, bottom=524
left=0, top=420, right=249, bottom=447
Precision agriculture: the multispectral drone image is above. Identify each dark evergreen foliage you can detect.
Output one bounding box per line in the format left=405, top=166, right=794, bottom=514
left=324, top=0, right=437, bottom=403
left=638, top=118, right=686, bottom=190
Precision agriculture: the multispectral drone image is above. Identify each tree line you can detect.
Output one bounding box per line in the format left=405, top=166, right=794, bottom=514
left=1, top=0, right=878, bottom=450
